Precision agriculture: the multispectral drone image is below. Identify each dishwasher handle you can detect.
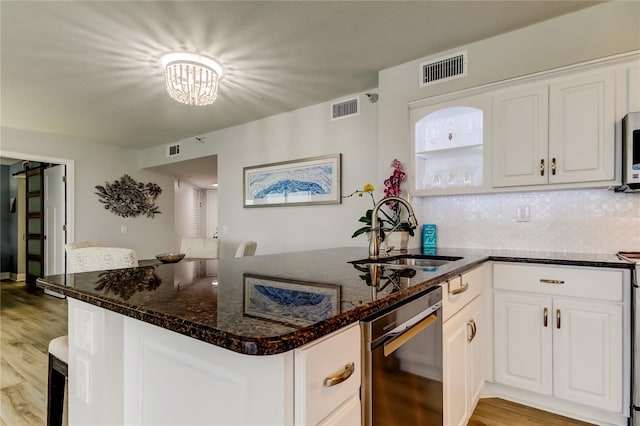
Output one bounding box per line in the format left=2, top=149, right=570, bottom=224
left=383, top=312, right=438, bottom=356
left=378, top=301, right=441, bottom=356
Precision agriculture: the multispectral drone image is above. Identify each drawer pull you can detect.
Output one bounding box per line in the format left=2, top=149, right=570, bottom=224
left=323, top=362, right=355, bottom=387
left=467, top=319, right=477, bottom=343
left=448, top=281, right=469, bottom=295
left=539, top=279, right=565, bottom=284
left=543, top=307, right=548, bottom=327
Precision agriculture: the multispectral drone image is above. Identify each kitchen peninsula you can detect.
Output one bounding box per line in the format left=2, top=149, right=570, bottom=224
left=37, top=247, right=634, bottom=425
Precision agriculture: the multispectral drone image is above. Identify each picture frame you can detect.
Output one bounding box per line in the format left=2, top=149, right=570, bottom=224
left=243, top=154, right=341, bottom=207
left=243, top=274, right=341, bottom=327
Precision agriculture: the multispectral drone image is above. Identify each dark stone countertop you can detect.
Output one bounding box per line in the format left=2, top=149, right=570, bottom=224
left=36, top=247, right=635, bottom=356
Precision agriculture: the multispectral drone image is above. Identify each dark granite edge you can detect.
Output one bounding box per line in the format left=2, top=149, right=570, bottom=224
left=37, top=252, right=635, bottom=356
left=487, top=255, right=636, bottom=270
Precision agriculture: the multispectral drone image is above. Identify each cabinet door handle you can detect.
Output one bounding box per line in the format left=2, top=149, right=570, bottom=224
left=551, top=158, right=557, bottom=176
left=448, top=281, right=469, bottom=295
left=556, top=309, right=561, bottom=329
left=540, top=278, right=565, bottom=284
left=540, top=158, right=545, bottom=176
left=323, top=362, right=355, bottom=387
left=543, top=307, right=548, bottom=327
left=466, top=319, right=477, bottom=343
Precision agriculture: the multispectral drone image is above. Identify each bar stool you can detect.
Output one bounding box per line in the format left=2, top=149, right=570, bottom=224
left=47, top=335, right=68, bottom=426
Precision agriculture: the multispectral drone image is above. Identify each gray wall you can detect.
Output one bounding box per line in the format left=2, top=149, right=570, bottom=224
left=139, top=1, right=640, bottom=256
left=0, top=128, right=175, bottom=260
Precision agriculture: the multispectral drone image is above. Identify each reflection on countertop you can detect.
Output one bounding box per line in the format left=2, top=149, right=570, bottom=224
left=37, top=247, right=634, bottom=355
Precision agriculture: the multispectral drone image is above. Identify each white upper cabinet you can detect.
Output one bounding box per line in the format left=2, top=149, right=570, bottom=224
left=492, top=84, right=549, bottom=187
left=410, top=52, right=637, bottom=195
left=492, top=69, right=616, bottom=187
left=548, top=71, right=615, bottom=184
left=410, top=94, right=491, bottom=196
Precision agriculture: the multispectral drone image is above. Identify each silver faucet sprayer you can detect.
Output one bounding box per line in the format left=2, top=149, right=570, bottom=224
left=369, top=196, right=418, bottom=260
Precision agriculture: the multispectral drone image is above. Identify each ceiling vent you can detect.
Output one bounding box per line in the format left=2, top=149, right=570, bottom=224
left=166, top=143, right=181, bottom=158
left=420, top=50, right=467, bottom=87
left=331, top=97, right=359, bottom=120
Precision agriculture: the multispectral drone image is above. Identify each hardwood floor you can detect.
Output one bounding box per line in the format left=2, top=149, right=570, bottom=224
left=0, top=280, right=67, bottom=426
left=0, top=279, right=595, bottom=426
left=469, top=398, right=594, bottom=426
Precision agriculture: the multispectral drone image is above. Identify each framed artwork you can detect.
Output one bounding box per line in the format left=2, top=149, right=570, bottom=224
left=243, top=154, right=341, bottom=207
left=243, top=274, right=341, bottom=327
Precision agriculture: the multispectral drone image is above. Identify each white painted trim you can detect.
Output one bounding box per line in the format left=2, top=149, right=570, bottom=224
left=0, top=150, right=75, bottom=269
left=0, top=272, right=10, bottom=280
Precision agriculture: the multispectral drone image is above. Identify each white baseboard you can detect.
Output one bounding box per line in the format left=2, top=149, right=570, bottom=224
left=0, top=272, right=10, bottom=280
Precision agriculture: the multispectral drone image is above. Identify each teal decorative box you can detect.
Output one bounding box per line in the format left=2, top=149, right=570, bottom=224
left=423, top=224, right=437, bottom=251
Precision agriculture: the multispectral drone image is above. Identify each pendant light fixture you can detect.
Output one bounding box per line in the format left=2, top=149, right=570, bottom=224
left=160, top=52, right=224, bottom=106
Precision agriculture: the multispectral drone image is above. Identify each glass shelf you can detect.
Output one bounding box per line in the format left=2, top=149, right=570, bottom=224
left=413, top=105, right=484, bottom=192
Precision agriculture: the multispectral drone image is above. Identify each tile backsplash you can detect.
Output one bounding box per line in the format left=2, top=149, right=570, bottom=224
left=419, top=189, right=640, bottom=254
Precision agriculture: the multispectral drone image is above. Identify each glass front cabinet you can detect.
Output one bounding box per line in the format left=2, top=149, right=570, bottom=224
left=410, top=94, right=491, bottom=196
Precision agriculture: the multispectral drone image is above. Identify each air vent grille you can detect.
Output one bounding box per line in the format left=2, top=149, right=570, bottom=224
left=331, top=97, right=359, bottom=120
left=166, top=143, right=181, bottom=158
left=420, top=51, right=467, bottom=87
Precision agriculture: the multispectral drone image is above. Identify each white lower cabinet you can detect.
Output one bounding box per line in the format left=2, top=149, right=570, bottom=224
left=492, top=262, right=629, bottom=424
left=443, top=295, right=483, bottom=426
left=294, top=323, right=361, bottom=426
left=68, top=298, right=361, bottom=426
left=442, top=265, right=485, bottom=426
left=552, top=298, right=623, bottom=411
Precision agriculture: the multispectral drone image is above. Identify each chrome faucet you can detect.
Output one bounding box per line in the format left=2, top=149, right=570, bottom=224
left=369, top=196, right=418, bottom=260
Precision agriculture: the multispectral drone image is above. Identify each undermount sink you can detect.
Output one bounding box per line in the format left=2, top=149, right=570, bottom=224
left=350, top=254, right=463, bottom=268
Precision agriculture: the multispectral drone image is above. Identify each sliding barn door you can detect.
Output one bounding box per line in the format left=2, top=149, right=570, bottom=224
left=25, top=167, right=45, bottom=291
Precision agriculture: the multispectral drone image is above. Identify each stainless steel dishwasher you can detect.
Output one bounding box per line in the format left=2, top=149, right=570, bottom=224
left=361, top=287, right=443, bottom=426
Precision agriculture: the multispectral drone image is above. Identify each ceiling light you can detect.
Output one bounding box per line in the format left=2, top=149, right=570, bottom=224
left=160, top=52, right=224, bottom=106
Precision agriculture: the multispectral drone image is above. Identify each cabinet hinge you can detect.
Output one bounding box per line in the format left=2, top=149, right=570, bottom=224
left=62, top=224, right=67, bottom=232
left=62, top=175, right=67, bottom=183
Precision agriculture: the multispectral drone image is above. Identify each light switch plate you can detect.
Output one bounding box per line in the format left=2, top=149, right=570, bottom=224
left=516, top=205, right=530, bottom=222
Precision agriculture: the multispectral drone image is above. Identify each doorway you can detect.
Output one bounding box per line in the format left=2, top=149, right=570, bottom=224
left=0, top=151, right=74, bottom=289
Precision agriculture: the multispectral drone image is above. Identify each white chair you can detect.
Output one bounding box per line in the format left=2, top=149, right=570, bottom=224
left=64, top=240, right=103, bottom=251
left=180, top=237, right=219, bottom=259
left=235, top=241, right=257, bottom=257
left=66, top=246, right=139, bottom=273
left=48, top=245, right=138, bottom=426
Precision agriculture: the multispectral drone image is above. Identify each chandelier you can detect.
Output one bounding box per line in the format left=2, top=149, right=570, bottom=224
left=160, top=52, right=224, bottom=106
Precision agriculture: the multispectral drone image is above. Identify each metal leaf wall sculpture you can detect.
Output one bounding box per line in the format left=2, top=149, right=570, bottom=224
left=95, top=174, right=162, bottom=218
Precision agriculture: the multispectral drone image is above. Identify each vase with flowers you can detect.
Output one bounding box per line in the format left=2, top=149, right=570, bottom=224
left=344, top=159, right=416, bottom=250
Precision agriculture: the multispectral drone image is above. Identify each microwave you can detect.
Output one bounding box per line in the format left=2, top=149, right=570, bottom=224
left=623, top=112, right=640, bottom=189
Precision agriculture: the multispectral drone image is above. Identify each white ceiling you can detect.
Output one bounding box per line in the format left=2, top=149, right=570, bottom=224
left=1, top=1, right=600, bottom=152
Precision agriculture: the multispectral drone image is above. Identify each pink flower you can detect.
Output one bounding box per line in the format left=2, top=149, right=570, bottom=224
left=384, top=159, right=407, bottom=210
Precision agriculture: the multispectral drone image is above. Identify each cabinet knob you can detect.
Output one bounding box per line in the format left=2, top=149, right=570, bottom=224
left=323, top=362, right=355, bottom=387
left=539, top=159, right=545, bottom=176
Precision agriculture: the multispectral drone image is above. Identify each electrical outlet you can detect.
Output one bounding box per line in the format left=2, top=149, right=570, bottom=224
left=74, top=309, right=94, bottom=354
left=516, top=205, right=530, bottom=222
left=76, top=357, right=90, bottom=403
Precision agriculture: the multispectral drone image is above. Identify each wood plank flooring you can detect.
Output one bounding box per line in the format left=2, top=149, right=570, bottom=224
left=469, top=398, right=594, bottom=426
left=0, top=279, right=595, bottom=426
left=1, top=280, right=67, bottom=426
